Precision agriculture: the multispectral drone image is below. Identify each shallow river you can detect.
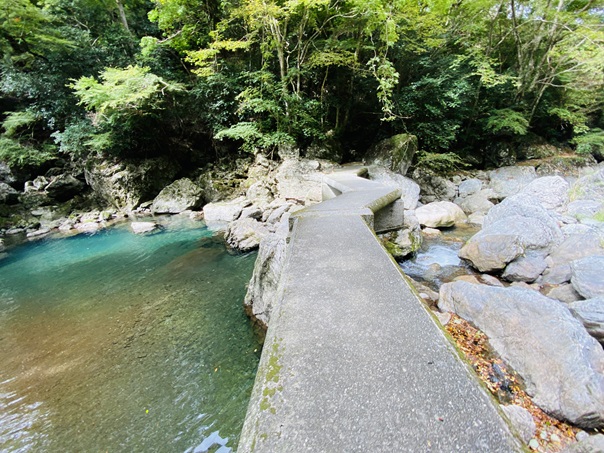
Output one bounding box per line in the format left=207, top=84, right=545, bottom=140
left=0, top=218, right=260, bottom=452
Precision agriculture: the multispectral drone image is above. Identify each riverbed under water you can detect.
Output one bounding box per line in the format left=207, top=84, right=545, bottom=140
left=0, top=218, right=260, bottom=452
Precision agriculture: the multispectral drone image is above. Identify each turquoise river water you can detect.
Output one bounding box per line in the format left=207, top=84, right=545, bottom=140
left=0, top=218, right=261, bottom=452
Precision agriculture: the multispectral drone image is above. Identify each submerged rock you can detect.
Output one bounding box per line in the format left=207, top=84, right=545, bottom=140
left=151, top=178, right=204, bottom=214
left=438, top=281, right=604, bottom=429
left=130, top=221, right=160, bottom=234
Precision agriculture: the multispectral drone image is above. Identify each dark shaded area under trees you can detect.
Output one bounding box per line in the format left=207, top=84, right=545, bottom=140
left=2, top=0, right=604, bottom=181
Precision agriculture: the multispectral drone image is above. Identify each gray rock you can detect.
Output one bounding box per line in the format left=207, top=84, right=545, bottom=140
left=542, top=229, right=604, bottom=284
left=240, top=205, right=263, bottom=220
left=468, top=212, right=485, bottom=226
left=85, top=157, right=179, bottom=211
left=412, top=168, right=457, bottom=203
left=458, top=179, right=483, bottom=198
left=367, top=166, right=420, bottom=209
left=0, top=162, right=15, bottom=185
left=416, top=201, right=467, bottom=228
left=519, top=176, right=570, bottom=210
left=275, top=158, right=330, bottom=204
left=570, top=297, right=604, bottom=344
left=567, top=200, right=603, bottom=219
left=203, top=198, right=249, bottom=229
left=225, top=218, right=270, bottom=252
left=544, top=284, right=583, bottom=304
left=483, top=194, right=562, bottom=238
left=75, top=222, right=101, bottom=233
left=570, top=168, right=604, bottom=203
left=438, top=281, right=604, bottom=429
left=458, top=190, right=496, bottom=215
left=501, top=404, right=536, bottom=444
left=572, top=256, right=604, bottom=299
left=0, top=239, right=4, bottom=253
left=246, top=181, right=275, bottom=210
left=266, top=203, right=291, bottom=224
left=364, top=134, right=418, bottom=176
left=33, top=175, right=49, bottom=190
left=151, top=178, right=204, bottom=214
left=244, top=217, right=290, bottom=327
left=502, top=253, right=548, bottom=283
left=0, top=182, right=19, bottom=204
left=130, top=221, right=160, bottom=234
left=488, top=166, right=537, bottom=199
left=562, top=434, right=604, bottom=453
left=392, top=228, right=422, bottom=257
left=461, top=194, right=563, bottom=272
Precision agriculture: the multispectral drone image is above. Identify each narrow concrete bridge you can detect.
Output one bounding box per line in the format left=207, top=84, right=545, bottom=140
left=239, top=167, right=520, bottom=452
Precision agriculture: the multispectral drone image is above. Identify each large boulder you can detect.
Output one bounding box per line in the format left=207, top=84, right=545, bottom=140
left=416, top=201, right=467, bottom=228
left=570, top=297, right=604, bottom=344
left=541, top=228, right=604, bottom=284
left=45, top=174, right=85, bottom=201
left=364, top=133, right=418, bottom=176
left=151, top=178, right=204, bottom=214
left=244, top=217, right=290, bottom=328
left=571, top=256, right=604, bottom=299
left=519, top=176, right=569, bottom=211
left=460, top=194, right=563, bottom=272
left=85, top=157, right=179, bottom=211
left=225, top=218, right=270, bottom=252
left=275, top=158, right=332, bottom=204
left=367, top=166, right=420, bottom=209
left=570, top=168, right=604, bottom=204
left=203, top=197, right=250, bottom=230
left=0, top=182, right=19, bottom=204
left=412, top=167, right=457, bottom=203
left=438, top=281, right=604, bottom=428
left=562, top=434, right=604, bottom=453
left=488, top=166, right=537, bottom=199
left=457, top=190, right=496, bottom=215
left=458, top=178, right=483, bottom=198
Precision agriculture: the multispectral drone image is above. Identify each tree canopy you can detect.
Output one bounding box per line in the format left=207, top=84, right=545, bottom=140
left=1, top=0, right=604, bottom=171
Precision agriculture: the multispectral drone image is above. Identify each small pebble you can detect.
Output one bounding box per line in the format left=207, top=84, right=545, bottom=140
left=529, top=438, right=539, bottom=450
left=550, top=433, right=560, bottom=443
left=540, top=431, right=548, bottom=440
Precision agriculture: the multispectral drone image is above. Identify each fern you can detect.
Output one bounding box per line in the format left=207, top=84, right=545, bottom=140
left=486, top=109, right=529, bottom=136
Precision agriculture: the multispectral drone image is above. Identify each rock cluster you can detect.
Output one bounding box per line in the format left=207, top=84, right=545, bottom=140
left=423, top=163, right=604, bottom=435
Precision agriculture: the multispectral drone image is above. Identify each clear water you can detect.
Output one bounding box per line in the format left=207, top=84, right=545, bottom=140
left=399, top=226, right=479, bottom=290
left=0, top=217, right=261, bottom=452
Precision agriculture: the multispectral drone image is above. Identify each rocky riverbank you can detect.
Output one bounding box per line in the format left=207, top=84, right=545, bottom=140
left=2, top=142, right=604, bottom=451
left=223, top=155, right=604, bottom=452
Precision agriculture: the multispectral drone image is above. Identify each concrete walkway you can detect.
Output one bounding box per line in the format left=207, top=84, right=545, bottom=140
left=239, top=168, right=520, bottom=452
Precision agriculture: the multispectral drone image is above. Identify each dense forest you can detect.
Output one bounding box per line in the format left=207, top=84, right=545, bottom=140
left=2, top=0, right=604, bottom=175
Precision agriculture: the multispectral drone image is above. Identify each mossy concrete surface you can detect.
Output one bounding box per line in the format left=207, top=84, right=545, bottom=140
left=238, top=167, right=520, bottom=452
